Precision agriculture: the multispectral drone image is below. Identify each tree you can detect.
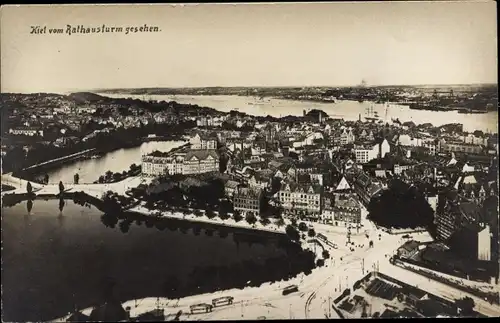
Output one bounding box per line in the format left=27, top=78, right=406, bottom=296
left=455, top=297, right=475, bottom=316
left=218, top=208, right=229, bottom=220
left=44, top=174, right=49, bottom=184
left=245, top=213, right=257, bottom=225
left=285, top=225, right=300, bottom=242
left=27, top=181, right=33, bottom=195
left=260, top=217, right=271, bottom=226
left=308, top=228, right=316, bottom=237
left=58, top=181, right=65, bottom=194
left=74, top=173, right=80, bottom=184
left=233, top=210, right=243, bottom=222
left=105, top=170, right=113, bottom=180
left=98, top=175, right=105, bottom=183
left=206, top=208, right=216, bottom=219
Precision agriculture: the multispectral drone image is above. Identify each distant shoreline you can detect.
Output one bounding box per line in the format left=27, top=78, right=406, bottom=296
left=96, top=91, right=497, bottom=114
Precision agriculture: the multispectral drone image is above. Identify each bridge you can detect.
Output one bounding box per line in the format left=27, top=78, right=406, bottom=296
left=22, top=148, right=96, bottom=171
left=1, top=173, right=148, bottom=199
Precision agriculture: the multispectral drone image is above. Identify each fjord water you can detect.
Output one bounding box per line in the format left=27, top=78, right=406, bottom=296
left=1, top=200, right=292, bottom=321
left=45, top=140, right=185, bottom=184
left=101, top=93, right=498, bottom=133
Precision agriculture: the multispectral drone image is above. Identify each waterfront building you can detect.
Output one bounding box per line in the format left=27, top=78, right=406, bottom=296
left=461, top=133, right=489, bottom=146
left=225, top=180, right=241, bottom=198
left=233, top=187, right=262, bottom=217
left=182, top=150, right=220, bottom=175
left=279, top=181, right=322, bottom=219
left=141, top=149, right=219, bottom=176
left=189, top=133, right=217, bottom=150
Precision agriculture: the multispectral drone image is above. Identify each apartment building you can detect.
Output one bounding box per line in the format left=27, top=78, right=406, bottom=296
left=332, top=196, right=362, bottom=226
left=141, top=149, right=219, bottom=176
left=279, top=182, right=322, bottom=218
left=233, top=187, right=262, bottom=217
left=354, top=144, right=378, bottom=164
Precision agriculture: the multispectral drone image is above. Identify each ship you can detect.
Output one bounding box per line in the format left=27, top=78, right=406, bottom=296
left=457, top=109, right=488, bottom=114
left=364, top=105, right=380, bottom=122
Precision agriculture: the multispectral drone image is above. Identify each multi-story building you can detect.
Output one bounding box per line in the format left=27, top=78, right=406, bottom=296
left=233, top=187, right=262, bottom=217
left=354, top=144, right=378, bottom=164
left=350, top=171, right=385, bottom=206
left=394, top=163, right=414, bottom=175
left=436, top=196, right=485, bottom=242
left=141, top=149, right=219, bottom=176
left=182, top=150, right=220, bottom=175
left=279, top=182, right=322, bottom=219
left=225, top=180, right=241, bottom=198
left=397, top=134, right=423, bottom=147
left=340, top=127, right=356, bottom=145
left=440, top=141, right=483, bottom=154
left=189, top=133, right=217, bottom=150
left=320, top=192, right=335, bottom=224
left=461, top=133, right=488, bottom=146
left=422, top=140, right=437, bottom=155
left=332, top=196, right=362, bottom=226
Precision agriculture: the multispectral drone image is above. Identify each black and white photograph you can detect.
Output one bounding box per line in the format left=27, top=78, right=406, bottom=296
left=1, top=2, right=499, bottom=321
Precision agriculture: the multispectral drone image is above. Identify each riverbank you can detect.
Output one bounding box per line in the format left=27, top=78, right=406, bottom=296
left=3, top=197, right=319, bottom=322
left=130, top=205, right=287, bottom=235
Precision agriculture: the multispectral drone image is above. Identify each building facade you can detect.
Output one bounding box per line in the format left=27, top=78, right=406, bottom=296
left=233, top=187, right=262, bottom=216
left=279, top=182, right=322, bottom=218
left=354, top=144, right=378, bottom=164
left=332, top=196, right=362, bottom=226
left=141, top=149, right=219, bottom=176
left=190, top=133, right=217, bottom=150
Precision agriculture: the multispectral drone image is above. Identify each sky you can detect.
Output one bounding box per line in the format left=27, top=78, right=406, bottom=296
left=0, top=2, right=497, bottom=93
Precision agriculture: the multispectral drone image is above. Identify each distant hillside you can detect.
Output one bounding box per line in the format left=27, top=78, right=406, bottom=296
left=69, top=92, right=108, bottom=103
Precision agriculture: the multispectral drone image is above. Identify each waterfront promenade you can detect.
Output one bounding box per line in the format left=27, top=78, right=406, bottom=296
left=1, top=173, right=144, bottom=198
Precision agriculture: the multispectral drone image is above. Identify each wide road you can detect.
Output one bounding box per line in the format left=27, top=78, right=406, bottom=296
left=378, top=261, right=500, bottom=317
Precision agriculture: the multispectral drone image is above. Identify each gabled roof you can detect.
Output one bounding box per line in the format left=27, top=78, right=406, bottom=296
left=268, top=160, right=283, bottom=170
left=184, top=149, right=219, bottom=161
left=335, top=176, right=351, bottom=191
left=355, top=172, right=371, bottom=187
left=225, top=180, right=240, bottom=189
left=236, top=187, right=262, bottom=199
left=335, top=197, right=360, bottom=209
left=399, top=240, right=420, bottom=252
left=281, top=181, right=322, bottom=194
